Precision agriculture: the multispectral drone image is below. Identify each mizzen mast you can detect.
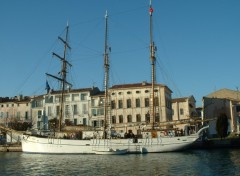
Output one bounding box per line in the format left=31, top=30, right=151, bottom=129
left=149, top=0, right=156, bottom=129
left=46, top=24, right=72, bottom=132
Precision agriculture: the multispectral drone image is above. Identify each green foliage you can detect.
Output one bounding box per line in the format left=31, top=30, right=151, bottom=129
left=216, top=113, right=229, bottom=139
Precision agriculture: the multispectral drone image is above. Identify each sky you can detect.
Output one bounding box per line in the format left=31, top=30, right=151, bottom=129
left=1, top=0, right=240, bottom=106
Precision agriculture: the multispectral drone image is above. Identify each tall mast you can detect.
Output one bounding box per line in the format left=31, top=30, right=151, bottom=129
left=46, top=24, right=72, bottom=132
left=104, top=11, right=110, bottom=138
left=149, top=0, right=156, bottom=129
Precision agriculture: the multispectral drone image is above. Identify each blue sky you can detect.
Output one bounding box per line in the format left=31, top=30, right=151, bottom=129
left=1, top=0, right=240, bottom=106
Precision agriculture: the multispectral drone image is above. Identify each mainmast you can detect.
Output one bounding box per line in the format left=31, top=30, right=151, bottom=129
left=46, top=24, right=72, bottom=132
left=104, top=11, right=111, bottom=138
left=149, top=0, right=156, bottom=129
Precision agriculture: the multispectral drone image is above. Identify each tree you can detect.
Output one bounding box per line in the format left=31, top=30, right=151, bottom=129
left=216, top=113, right=229, bottom=139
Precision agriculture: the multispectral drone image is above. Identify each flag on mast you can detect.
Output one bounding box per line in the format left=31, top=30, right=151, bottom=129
left=45, top=80, right=50, bottom=93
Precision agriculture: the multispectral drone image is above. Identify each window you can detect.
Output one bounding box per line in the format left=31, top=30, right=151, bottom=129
left=17, top=112, right=20, bottom=120
left=73, top=104, right=78, bottom=115
left=180, top=108, right=184, bottom=115
left=91, top=99, right=95, bottom=106
left=119, top=115, right=123, bottom=123
left=145, top=98, right=149, bottom=107
left=25, top=111, right=28, bottom=120
left=145, top=113, right=150, bottom=123
left=136, top=91, right=140, bottom=94
left=48, top=106, right=52, bottom=116
left=65, top=105, right=70, bottom=117
left=92, top=109, right=97, bottom=116
left=127, top=115, right=132, bottom=123
left=38, top=110, right=42, bottom=119
left=82, top=104, right=87, bottom=114
left=81, top=93, right=87, bottom=101
left=127, top=91, right=132, bottom=94
left=56, top=106, right=60, bottom=116
left=72, top=94, right=79, bottom=101
left=154, top=97, right=159, bottom=106
left=136, top=98, right=140, bottom=108
left=118, top=100, right=123, bottom=109
left=127, top=99, right=131, bottom=108
left=136, top=114, right=141, bottom=122
left=111, top=100, right=116, bottom=109
left=155, top=113, right=160, bottom=122
left=112, top=116, right=116, bottom=124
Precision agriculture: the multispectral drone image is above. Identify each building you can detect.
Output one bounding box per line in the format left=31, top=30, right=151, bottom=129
left=171, top=95, right=197, bottom=130
left=0, top=96, right=31, bottom=127
left=203, top=89, right=240, bottom=137
left=108, top=82, right=172, bottom=134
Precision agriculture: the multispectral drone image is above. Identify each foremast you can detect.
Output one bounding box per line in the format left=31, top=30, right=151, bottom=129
left=149, top=0, right=157, bottom=129
left=46, top=24, right=72, bottom=132
left=103, top=11, right=111, bottom=138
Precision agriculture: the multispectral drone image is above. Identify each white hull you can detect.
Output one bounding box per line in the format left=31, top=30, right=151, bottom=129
left=22, top=126, right=208, bottom=154
left=22, top=134, right=198, bottom=154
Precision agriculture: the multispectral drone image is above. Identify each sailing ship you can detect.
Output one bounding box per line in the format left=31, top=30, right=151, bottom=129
left=22, top=1, right=209, bottom=154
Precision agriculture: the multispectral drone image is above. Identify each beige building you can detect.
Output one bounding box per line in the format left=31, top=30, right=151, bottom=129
left=203, top=89, right=240, bottom=137
left=172, top=96, right=197, bottom=120
left=106, top=82, right=172, bottom=134
left=171, top=96, right=197, bottom=130
left=0, top=96, right=31, bottom=127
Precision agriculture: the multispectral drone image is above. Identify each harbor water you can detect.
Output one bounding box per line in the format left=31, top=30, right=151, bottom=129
left=0, top=149, right=240, bottom=176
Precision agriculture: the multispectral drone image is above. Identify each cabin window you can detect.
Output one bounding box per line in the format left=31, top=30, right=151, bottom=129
left=127, top=91, right=131, bottom=94
left=145, top=90, right=149, bottom=93
left=136, top=91, right=140, bottom=94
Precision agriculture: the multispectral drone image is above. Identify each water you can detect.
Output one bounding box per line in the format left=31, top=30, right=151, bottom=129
left=0, top=149, right=240, bottom=176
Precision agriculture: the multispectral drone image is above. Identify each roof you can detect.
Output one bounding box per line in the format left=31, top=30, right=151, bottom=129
left=110, top=82, right=172, bottom=92
left=172, top=95, right=196, bottom=103
left=205, top=88, right=240, bottom=101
